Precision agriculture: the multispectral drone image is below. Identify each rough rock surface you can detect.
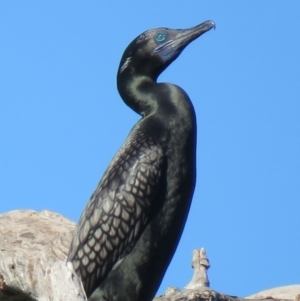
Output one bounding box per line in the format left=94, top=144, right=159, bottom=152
left=0, top=210, right=298, bottom=301
left=0, top=210, right=86, bottom=301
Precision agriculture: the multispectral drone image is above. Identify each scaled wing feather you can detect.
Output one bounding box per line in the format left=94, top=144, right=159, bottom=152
left=67, top=134, right=163, bottom=296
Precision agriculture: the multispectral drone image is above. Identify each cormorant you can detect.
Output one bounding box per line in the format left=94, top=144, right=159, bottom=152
left=67, top=20, right=215, bottom=301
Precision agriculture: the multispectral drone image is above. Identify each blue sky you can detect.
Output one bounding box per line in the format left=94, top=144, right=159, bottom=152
left=1, top=1, right=299, bottom=297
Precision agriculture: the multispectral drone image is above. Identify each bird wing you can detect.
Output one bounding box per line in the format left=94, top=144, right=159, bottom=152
left=67, top=133, right=164, bottom=296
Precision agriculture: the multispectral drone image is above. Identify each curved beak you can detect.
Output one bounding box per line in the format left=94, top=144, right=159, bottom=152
left=174, top=20, right=215, bottom=49
left=153, top=20, right=215, bottom=59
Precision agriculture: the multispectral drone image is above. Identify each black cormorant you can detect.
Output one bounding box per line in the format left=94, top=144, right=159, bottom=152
left=67, top=20, right=215, bottom=301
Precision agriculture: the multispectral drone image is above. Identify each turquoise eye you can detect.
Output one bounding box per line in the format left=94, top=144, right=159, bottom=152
left=155, top=33, right=166, bottom=42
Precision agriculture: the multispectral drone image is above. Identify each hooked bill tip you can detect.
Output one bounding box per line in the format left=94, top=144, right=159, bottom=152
left=207, top=20, right=216, bottom=30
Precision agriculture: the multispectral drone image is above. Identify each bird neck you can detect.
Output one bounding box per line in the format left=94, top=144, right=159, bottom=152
left=117, top=68, right=191, bottom=118
left=117, top=70, right=158, bottom=117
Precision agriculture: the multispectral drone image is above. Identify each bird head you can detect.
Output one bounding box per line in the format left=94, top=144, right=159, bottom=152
left=118, top=20, right=215, bottom=80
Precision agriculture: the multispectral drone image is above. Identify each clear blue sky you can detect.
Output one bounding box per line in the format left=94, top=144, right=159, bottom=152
left=1, top=1, right=299, bottom=297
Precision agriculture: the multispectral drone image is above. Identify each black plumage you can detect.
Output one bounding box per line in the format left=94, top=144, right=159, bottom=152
left=67, top=20, right=215, bottom=301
